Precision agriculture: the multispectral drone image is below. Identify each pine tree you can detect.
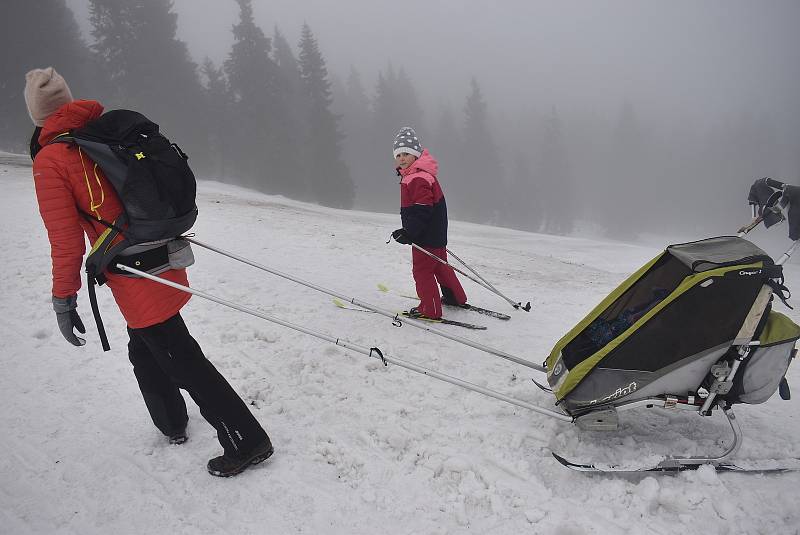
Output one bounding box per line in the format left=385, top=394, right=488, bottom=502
left=432, top=103, right=461, bottom=161
left=372, top=64, right=425, bottom=136
left=538, top=107, right=574, bottom=235
left=395, top=68, right=425, bottom=134
left=88, top=0, right=208, bottom=171
left=602, top=100, right=647, bottom=239
left=429, top=102, right=465, bottom=220
left=365, top=64, right=429, bottom=212
left=271, top=26, right=311, bottom=199
left=459, top=78, right=504, bottom=222
left=335, top=67, right=374, bottom=208
left=273, top=27, right=304, bottom=96
left=360, top=70, right=400, bottom=211
left=298, top=23, right=354, bottom=208
left=373, top=66, right=399, bottom=135
left=0, top=0, right=95, bottom=151
left=507, top=152, right=543, bottom=232
left=224, top=0, right=281, bottom=190
left=345, top=68, right=371, bottom=120
left=201, top=58, right=232, bottom=179
left=88, top=1, right=130, bottom=104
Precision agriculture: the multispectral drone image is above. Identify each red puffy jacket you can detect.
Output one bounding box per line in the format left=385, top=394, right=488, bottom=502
left=33, top=100, right=190, bottom=328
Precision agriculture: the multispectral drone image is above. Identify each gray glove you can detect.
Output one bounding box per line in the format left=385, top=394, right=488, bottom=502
left=52, top=294, right=86, bottom=347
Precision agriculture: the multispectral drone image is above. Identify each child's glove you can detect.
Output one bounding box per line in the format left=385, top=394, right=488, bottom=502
left=52, top=294, right=86, bottom=346
left=392, top=228, right=412, bottom=244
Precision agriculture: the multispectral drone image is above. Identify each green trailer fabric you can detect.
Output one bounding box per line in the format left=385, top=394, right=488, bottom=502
left=546, top=236, right=776, bottom=411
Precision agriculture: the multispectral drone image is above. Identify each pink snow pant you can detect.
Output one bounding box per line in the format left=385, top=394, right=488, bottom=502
left=412, top=247, right=467, bottom=319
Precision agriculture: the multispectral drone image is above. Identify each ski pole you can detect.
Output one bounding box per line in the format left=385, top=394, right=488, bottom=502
left=407, top=242, right=531, bottom=311
left=445, top=247, right=531, bottom=312
left=776, top=240, right=800, bottom=266
left=115, top=263, right=569, bottom=421
left=384, top=235, right=490, bottom=292
left=185, top=237, right=545, bottom=372
left=410, top=244, right=488, bottom=288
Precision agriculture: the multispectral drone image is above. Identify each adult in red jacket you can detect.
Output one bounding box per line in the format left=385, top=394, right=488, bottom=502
left=391, top=126, right=467, bottom=319
left=25, top=67, right=272, bottom=477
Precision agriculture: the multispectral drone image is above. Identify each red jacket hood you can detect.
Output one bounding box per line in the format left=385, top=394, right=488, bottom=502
left=399, top=149, right=438, bottom=178
left=39, top=100, right=105, bottom=145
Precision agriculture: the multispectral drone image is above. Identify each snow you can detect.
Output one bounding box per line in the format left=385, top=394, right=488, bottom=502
left=2, top=154, right=799, bottom=534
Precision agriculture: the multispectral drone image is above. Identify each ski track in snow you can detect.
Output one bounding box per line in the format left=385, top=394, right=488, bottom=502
left=1, top=155, right=799, bottom=534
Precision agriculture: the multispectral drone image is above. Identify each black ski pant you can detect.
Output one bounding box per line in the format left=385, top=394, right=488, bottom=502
left=127, top=313, right=269, bottom=457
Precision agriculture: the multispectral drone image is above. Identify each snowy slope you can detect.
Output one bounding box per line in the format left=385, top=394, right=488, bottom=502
left=1, top=156, right=799, bottom=535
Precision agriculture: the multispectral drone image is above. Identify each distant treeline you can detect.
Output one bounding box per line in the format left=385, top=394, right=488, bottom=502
left=2, top=0, right=798, bottom=239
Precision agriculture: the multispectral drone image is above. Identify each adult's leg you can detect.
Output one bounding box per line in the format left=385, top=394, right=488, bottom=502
left=130, top=314, right=269, bottom=457
left=412, top=247, right=443, bottom=319
left=431, top=248, right=467, bottom=305
left=128, top=328, right=188, bottom=437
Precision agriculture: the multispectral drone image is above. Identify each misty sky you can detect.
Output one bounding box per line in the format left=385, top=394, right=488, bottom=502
left=65, top=0, right=800, bottom=126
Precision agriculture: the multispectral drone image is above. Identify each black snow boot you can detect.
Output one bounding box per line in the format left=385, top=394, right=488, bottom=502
left=441, top=286, right=464, bottom=306
left=405, top=307, right=435, bottom=319
left=207, top=438, right=274, bottom=477
left=168, top=428, right=188, bottom=445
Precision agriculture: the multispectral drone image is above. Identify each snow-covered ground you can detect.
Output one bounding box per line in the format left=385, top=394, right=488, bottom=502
left=2, top=154, right=799, bottom=534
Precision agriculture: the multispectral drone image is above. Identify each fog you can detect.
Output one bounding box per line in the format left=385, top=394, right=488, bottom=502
left=9, top=0, right=800, bottom=242
left=65, top=0, right=800, bottom=122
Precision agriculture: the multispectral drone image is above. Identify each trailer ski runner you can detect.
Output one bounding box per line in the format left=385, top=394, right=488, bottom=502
left=112, top=177, right=800, bottom=475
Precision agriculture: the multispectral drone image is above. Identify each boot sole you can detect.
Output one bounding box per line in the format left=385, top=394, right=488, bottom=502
left=207, top=446, right=274, bottom=478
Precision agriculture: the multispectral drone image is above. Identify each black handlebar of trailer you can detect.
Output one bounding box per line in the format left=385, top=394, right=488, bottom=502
left=764, top=177, right=786, bottom=190
left=740, top=177, right=800, bottom=263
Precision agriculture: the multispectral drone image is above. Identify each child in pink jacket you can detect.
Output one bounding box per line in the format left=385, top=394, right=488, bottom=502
left=390, top=126, right=467, bottom=319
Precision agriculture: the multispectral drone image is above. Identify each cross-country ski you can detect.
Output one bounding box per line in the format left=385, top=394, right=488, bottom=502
left=398, top=310, right=487, bottom=330
left=333, top=298, right=487, bottom=330
left=377, top=283, right=512, bottom=320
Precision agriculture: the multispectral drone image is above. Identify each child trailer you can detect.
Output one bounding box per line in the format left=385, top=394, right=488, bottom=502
left=544, top=177, right=800, bottom=472
left=109, top=177, right=800, bottom=474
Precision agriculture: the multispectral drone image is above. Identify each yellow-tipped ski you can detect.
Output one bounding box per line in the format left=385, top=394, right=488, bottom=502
left=377, top=283, right=419, bottom=300
left=332, top=298, right=372, bottom=313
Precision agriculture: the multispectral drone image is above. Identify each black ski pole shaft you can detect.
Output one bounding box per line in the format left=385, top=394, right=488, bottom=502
left=115, top=263, right=567, bottom=421
left=445, top=247, right=531, bottom=312
left=185, top=237, right=545, bottom=372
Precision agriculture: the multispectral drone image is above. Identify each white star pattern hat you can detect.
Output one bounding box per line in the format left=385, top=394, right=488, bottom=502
left=393, top=126, right=422, bottom=158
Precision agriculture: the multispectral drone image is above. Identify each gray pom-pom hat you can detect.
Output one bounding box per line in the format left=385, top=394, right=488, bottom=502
left=392, top=126, right=422, bottom=158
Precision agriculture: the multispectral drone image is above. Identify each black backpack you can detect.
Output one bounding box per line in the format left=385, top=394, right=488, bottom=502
left=50, top=109, right=198, bottom=350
